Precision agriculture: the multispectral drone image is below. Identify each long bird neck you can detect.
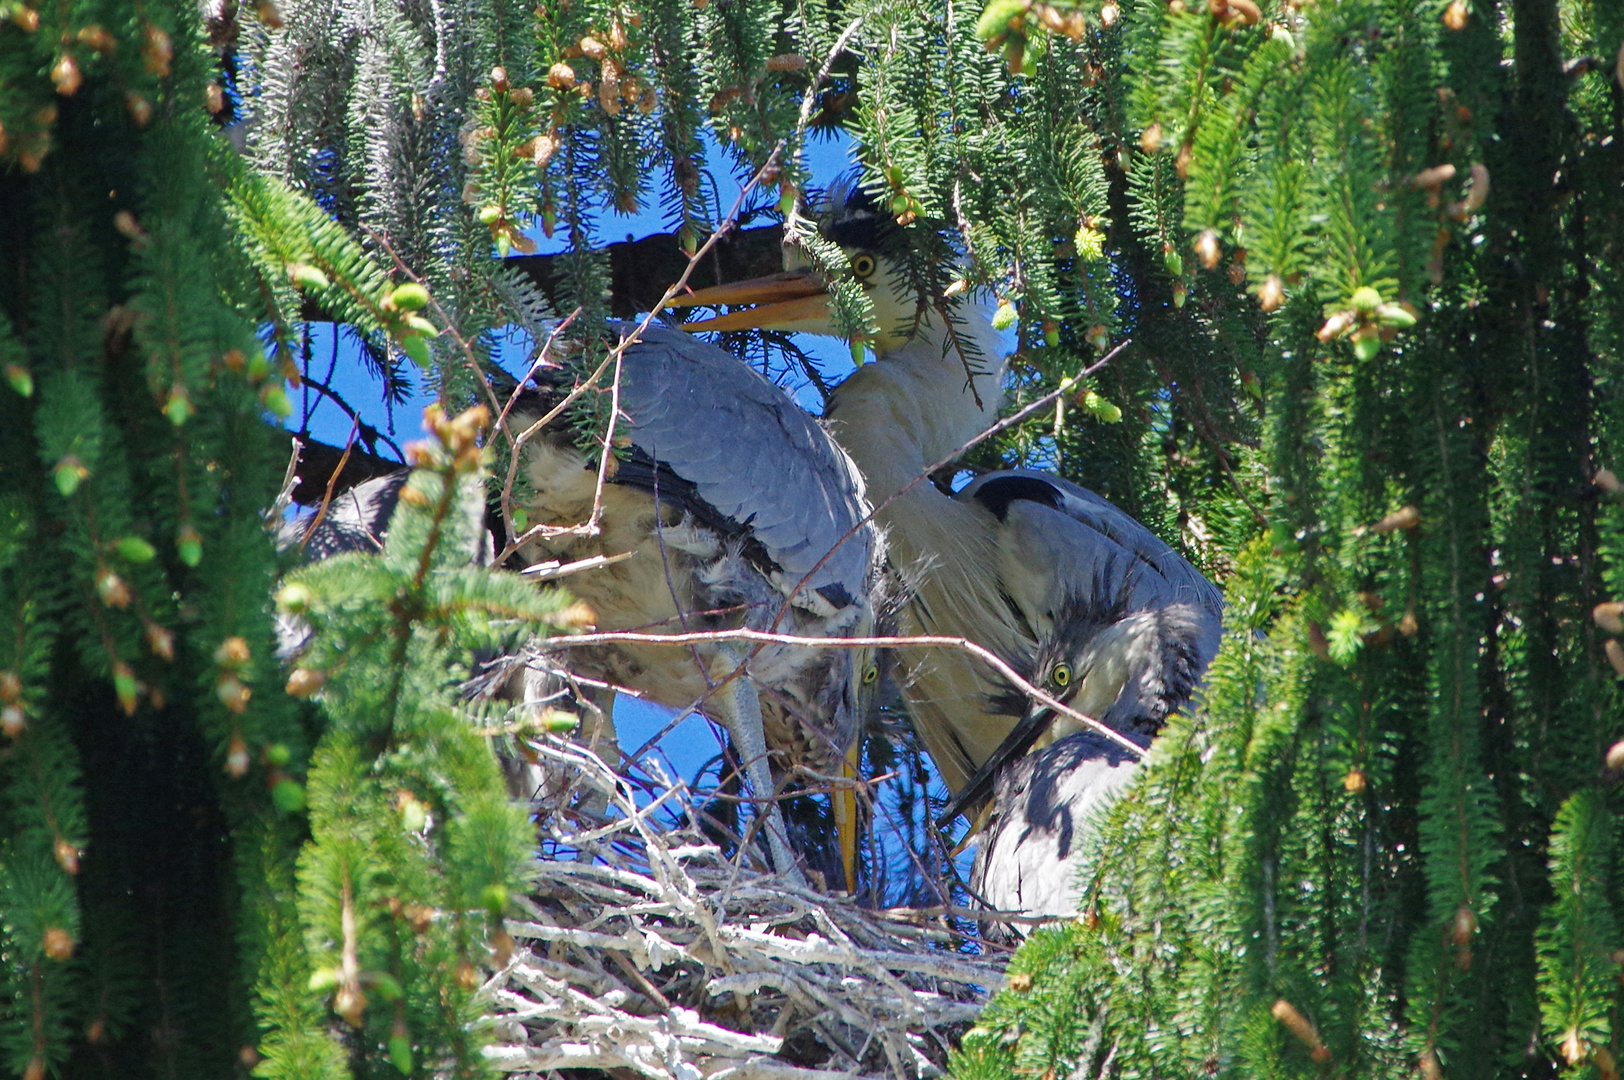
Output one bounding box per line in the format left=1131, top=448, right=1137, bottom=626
left=824, top=304, right=1007, bottom=504
left=824, top=303, right=1025, bottom=663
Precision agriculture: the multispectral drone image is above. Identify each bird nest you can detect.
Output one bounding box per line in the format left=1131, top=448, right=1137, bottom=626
left=480, top=739, right=1009, bottom=1080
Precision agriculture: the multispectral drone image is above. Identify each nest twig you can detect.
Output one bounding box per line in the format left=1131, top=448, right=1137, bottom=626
left=481, top=739, right=1007, bottom=1079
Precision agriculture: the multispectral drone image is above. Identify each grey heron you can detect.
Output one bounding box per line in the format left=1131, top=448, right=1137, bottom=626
left=505, top=323, right=882, bottom=889
left=279, top=325, right=885, bottom=890
left=668, top=191, right=1221, bottom=845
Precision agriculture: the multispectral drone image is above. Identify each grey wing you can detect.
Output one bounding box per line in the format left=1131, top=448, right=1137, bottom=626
left=971, top=730, right=1140, bottom=928
left=614, top=324, right=875, bottom=611
left=277, top=470, right=409, bottom=559
left=958, top=469, right=1223, bottom=665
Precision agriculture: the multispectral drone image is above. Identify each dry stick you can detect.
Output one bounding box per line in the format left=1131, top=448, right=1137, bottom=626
left=542, top=628, right=1145, bottom=761
left=299, top=416, right=361, bottom=552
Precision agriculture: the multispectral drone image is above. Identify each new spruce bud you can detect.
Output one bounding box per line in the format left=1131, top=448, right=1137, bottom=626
left=271, top=777, right=306, bottom=812
left=176, top=525, right=202, bottom=567
left=6, top=364, right=33, bottom=396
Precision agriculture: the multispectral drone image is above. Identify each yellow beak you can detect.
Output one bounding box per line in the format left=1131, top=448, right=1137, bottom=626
left=666, top=270, right=835, bottom=334
left=834, top=741, right=861, bottom=894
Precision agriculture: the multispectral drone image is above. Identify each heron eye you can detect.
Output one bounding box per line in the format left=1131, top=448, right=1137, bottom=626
left=862, top=664, right=879, bottom=685
left=1050, top=663, right=1072, bottom=688
left=850, top=253, right=877, bottom=279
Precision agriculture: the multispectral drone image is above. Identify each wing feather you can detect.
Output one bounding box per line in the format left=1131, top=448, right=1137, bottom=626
left=614, top=325, right=875, bottom=609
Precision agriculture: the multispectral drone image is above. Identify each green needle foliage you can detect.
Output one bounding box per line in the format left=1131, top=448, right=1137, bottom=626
left=0, top=0, right=578, bottom=1072
left=6, top=0, right=1624, bottom=1071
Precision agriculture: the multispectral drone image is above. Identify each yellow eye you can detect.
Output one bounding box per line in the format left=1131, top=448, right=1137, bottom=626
left=1049, top=663, right=1072, bottom=689
left=850, top=253, right=877, bottom=279
left=863, top=664, right=879, bottom=685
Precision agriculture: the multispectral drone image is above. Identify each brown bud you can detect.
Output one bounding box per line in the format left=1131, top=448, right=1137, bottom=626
left=1258, top=275, right=1285, bottom=312
left=1227, top=0, right=1261, bottom=24
left=1007, top=972, right=1033, bottom=991
left=1562, top=1029, right=1585, bottom=1066
left=52, top=54, right=83, bottom=96
left=599, top=67, right=622, bottom=115
left=1343, top=769, right=1366, bottom=794
left=43, top=926, right=75, bottom=961
left=455, top=960, right=480, bottom=989
left=23, top=1057, right=43, bottom=1080
left=608, top=19, right=628, bottom=51
left=1270, top=1000, right=1328, bottom=1061
left=1606, top=739, right=1624, bottom=771
left=226, top=734, right=250, bottom=777
left=1100, top=2, right=1119, bottom=25
left=1175, top=142, right=1192, bottom=180
left=285, top=668, right=327, bottom=699
left=1595, top=603, right=1624, bottom=635
left=144, top=620, right=175, bottom=661
left=1451, top=903, right=1476, bottom=945
left=53, top=837, right=79, bottom=875
left=217, top=674, right=251, bottom=714
left=1, top=671, right=21, bottom=705
left=547, top=62, right=576, bottom=90
left=11, top=5, right=39, bottom=31
left=143, top=23, right=172, bottom=77
left=1441, top=0, right=1468, bottom=30
left=1607, top=638, right=1624, bottom=679
left=1370, top=505, right=1421, bottom=535
left=490, top=65, right=509, bottom=92
left=97, top=567, right=132, bottom=609
left=1317, top=311, right=1356, bottom=342
left=333, top=982, right=367, bottom=1027
left=1448, top=162, right=1489, bottom=219
left=114, top=207, right=143, bottom=239
left=77, top=24, right=117, bottom=53
left=256, top=0, right=283, bottom=27
left=556, top=602, right=597, bottom=628
left=1195, top=228, right=1221, bottom=270
left=578, top=35, right=607, bottom=60
left=4, top=705, right=27, bottom=739
left=1139, top=123, right=1163, bottom=154
left=1410, top=163, right=1457, bottom=190
left=214, top=636, right=251, bottom=667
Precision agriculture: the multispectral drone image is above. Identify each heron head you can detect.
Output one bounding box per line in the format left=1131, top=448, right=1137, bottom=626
left=664, top=185, right=940, bottom=354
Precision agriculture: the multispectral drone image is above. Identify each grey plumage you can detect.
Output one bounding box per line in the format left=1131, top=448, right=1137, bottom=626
left=957, top=469, right=1223, bottom=731
left=970, top=730, right=1142, bottom=927
left=607, top=326, right=875, bottom=606
left=512, top=323, right=883, bottom=885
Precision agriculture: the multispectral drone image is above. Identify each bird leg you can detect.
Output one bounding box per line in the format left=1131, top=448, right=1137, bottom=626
left=710, top=647, right=807, bottom=888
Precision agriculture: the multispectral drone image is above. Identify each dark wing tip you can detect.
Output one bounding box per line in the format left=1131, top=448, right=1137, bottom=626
left=968, top=475, right=1064, bottom=522
left=815, top=582, right=855, bottom=610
